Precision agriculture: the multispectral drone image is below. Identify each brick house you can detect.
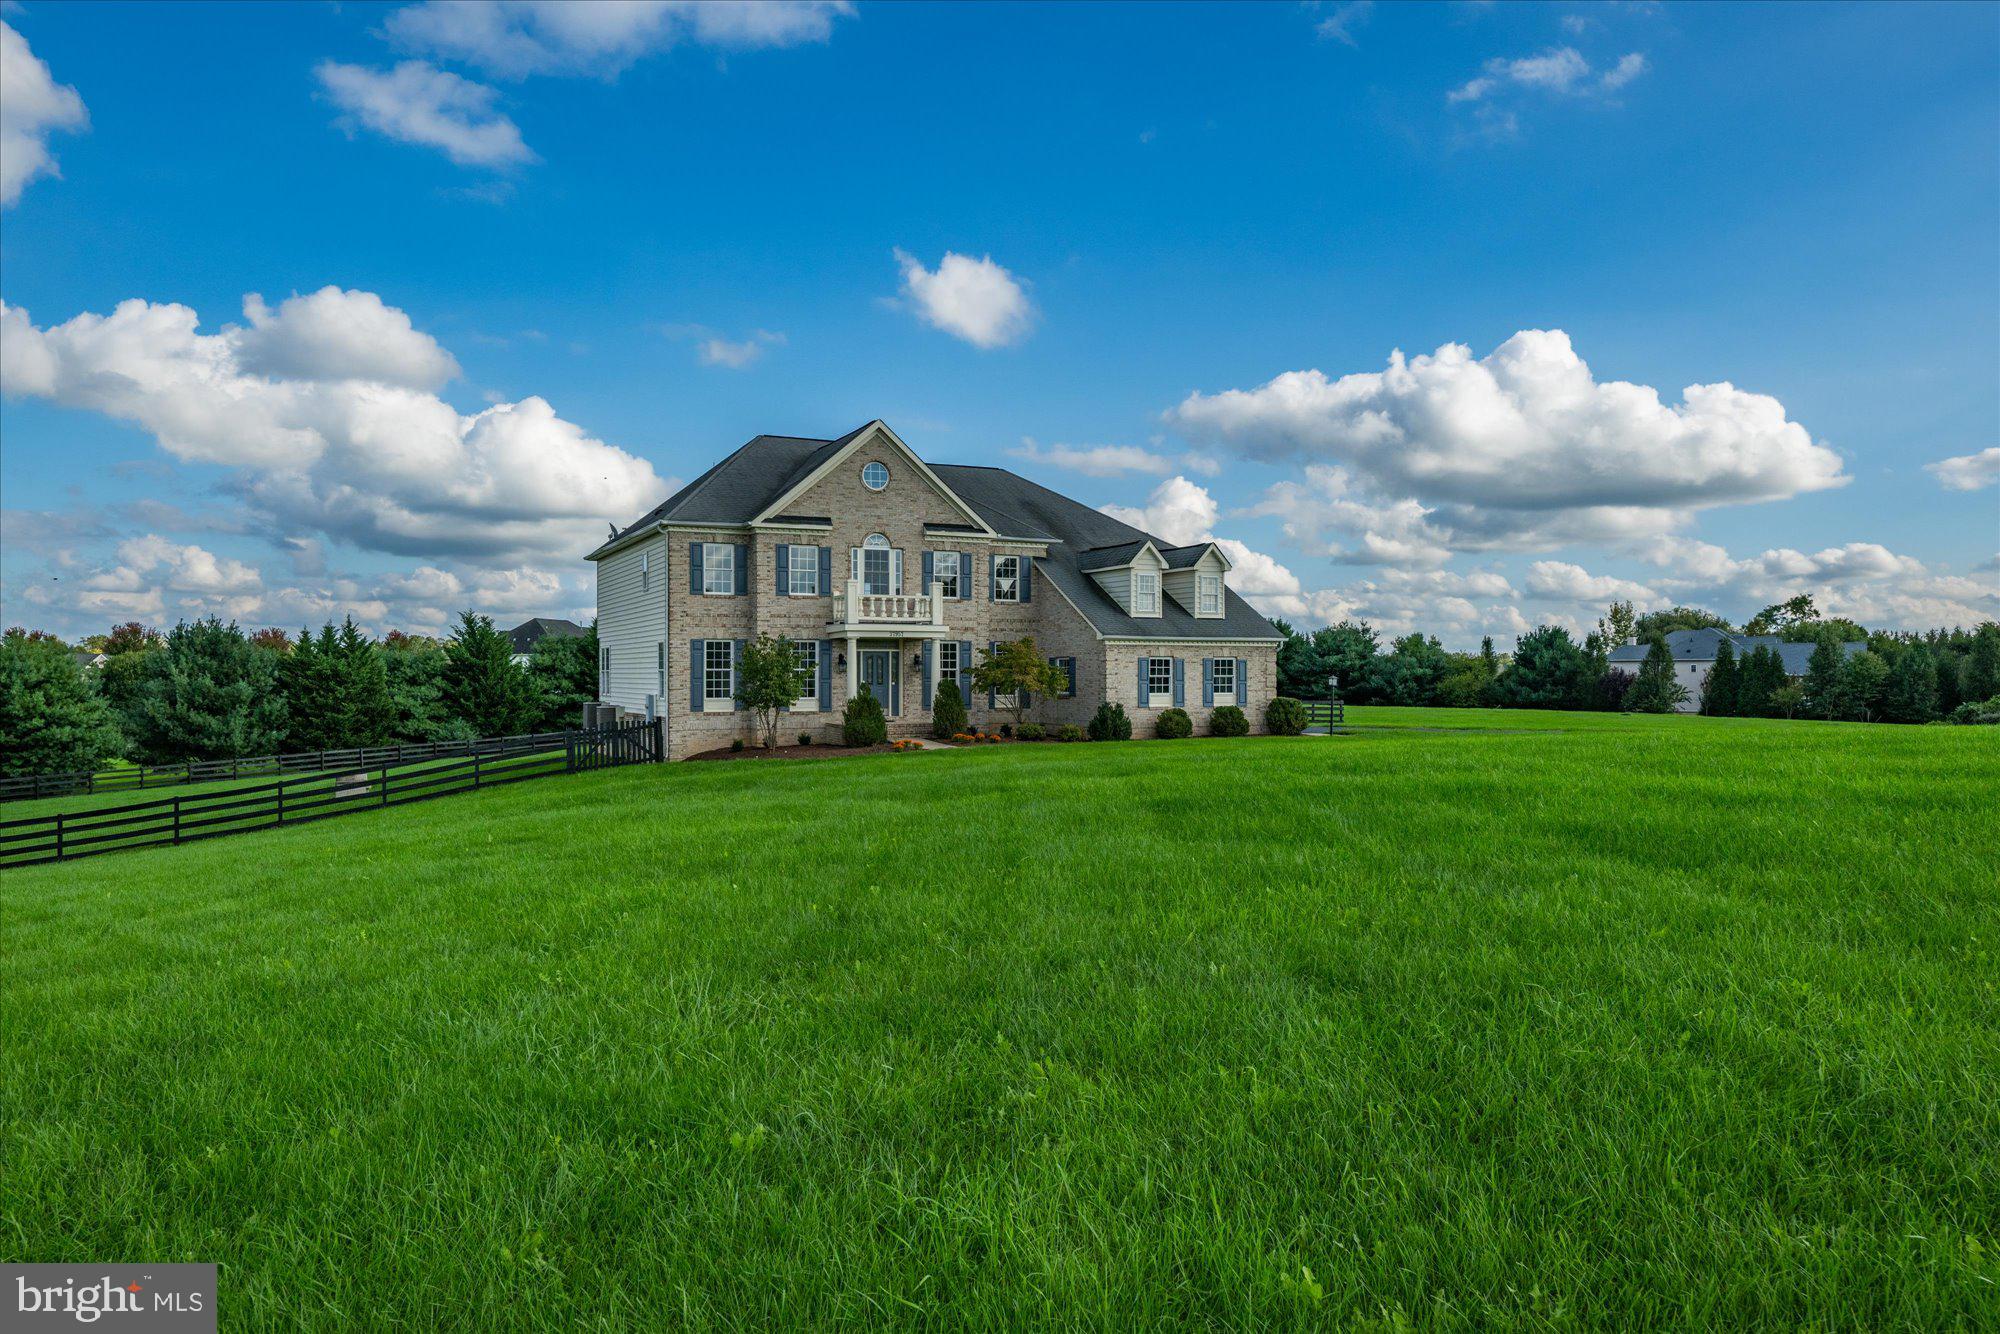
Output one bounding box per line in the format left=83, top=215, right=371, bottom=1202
left=588, top=421, right=1283, bottom=759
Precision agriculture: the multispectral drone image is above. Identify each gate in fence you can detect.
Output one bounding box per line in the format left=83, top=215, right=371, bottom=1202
left=1, top=718, right=664, bottom=870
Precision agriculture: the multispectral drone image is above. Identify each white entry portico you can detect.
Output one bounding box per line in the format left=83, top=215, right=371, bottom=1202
left=828, top=580, right=953, bottom=714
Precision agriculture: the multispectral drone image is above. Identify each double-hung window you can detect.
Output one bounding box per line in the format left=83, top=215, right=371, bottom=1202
left=934, top=552, right=961, bottom=599
left=703, top=640, right=734, bottom=706
left=1211, top=657, right=1236, bottom=704
left=792, top=640, right=820, bottom=710
left=1147, top=656, right=1173, bottom=705
left=1050, top=656, right=1076, bottom=698
left=1133, top=571, right=1161, bottom=616
left=788, top=544, right=820, bottom=597
left=656, top=643, right=666, bottom=697
left=1197, top=573, right=1222, bottom=616
left=598, top=646, right=611, bottom=696
left=938, top=641, right=961, bottom=691
left=993, top=555, right=1020, bottom=602
left=860, top=534, right=893, bottom=596
left=702, top=542, right=736, bottom=596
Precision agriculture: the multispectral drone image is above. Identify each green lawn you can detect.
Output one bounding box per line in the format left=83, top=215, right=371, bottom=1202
left=3, top=714, right=1994, bottom=1327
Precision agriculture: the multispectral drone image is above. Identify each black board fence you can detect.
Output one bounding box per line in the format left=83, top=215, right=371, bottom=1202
left=1300, top=699, right=1346, bottom=732
left=0, top=732, right=578, bottom=804
left=1, top=719, right=662, bottom=870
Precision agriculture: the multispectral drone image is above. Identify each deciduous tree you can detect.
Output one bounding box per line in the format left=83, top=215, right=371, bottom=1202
left=971, top=638, right=1067, bottom=728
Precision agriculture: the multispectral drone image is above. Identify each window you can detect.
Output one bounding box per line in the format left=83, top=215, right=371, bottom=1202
left=1147, top=656, right=1173, bottom=702
left=1197, top=573, right=1222, bottom=616
left=656, top=642, right=666, bottom=696
left=1212, top=657, right=1236, bottom=701
left=641, top=549, right=650, bottom=591
left=937, top=641, right=964, bottom=694
left=993, top=555, right=1020, bottom=602
left=934, top=551, right=961, bottom=599
left=599, top=646, right=611, bottom=695
left=792, top=640, right=820, bottom=708
left=1134, top=571, right=1161, bottom=616
left=1051, top=656, right=1076, bottom=698
left=704, top=640, right=734, bottom=704
left=862, top=461, right=889, bottom=490
left=861, top=533, right=892, bottom=596
left=702, top=542, right=735, bottom=596
left=788, top=544, right=820, bottom=596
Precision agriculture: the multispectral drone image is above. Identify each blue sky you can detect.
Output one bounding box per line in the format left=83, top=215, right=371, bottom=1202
left=2, top=0, right=1995, bottom=645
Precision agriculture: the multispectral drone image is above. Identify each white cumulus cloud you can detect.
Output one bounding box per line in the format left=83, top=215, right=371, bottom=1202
left=893, top=248, right=1034, bottom=349
left=1925, top=447, right=2000, bottom=492
left=0, top=21, right=89, bottom=207
left=1525, top=560, right=1662, bottom=606
left=1009, top=438, right=1171, bottom=478
left=316, top=60, right=536, bottom=168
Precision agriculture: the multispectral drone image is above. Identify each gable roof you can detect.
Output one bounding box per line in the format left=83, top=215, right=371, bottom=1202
left=1607, top=628, right=1867, bottom=676
left=505, top=617, right=586, bottom=655
left=589, top=423, right=1284, bottom=643
left=1078, top=540, right=1158, bottom=571
left=1159, top=541, right=1229, bottom=571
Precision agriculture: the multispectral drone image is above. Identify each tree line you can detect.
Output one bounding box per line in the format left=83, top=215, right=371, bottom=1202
left=0, top=613, right=599, bottom=777
left=1272, top=595, right=2000, bottom=725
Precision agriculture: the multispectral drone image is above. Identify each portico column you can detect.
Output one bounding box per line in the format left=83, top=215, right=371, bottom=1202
left=846, top=634, right=859, bottom=699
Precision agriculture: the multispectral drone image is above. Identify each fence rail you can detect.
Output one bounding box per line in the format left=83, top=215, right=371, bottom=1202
left=0, top=732, right=573, bottom=803
left=1, top=719, right=662, bottom=870
left=1301, top=699, right=1346, bottom=732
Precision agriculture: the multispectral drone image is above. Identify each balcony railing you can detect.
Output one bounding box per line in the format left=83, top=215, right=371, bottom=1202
left=831, top=582, right=947, bottom=627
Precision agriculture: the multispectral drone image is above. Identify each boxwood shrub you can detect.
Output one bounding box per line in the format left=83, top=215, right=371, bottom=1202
left=1155, top=707, right=1192, bottom=739
left=1265, top=696, right=1306, bottom=736
left=842, top=689, right=888, bottom=746
left=1210, top=704, right=1249, bottom=737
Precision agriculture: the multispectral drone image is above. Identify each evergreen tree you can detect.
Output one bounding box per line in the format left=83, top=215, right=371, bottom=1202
left=133, top=617, right=288, bottom=762
left=1834, top=650, right=1889, bottom=722
left=382, top=639, right=471, bottom=742
left=335, top=618, right=395, bottom=745
left=1311, top=621, right=1379, bottom=701
left=1699, top=636, right=1739, bottom=716
left=1271, top=618, right=1327, bottom=700
left=279, top=625, right=338, bottom=749
left=1491, top=626, right=1588, bottom=708
left=1574, top=630, right=1613, bottom=710
left=523, top=623, right=599, bottom=729
left=1801, top=638, right=1846, bottom=720
left=441, top=612, right=536, bottom=737
left=1623, top=636, right=1690, bottom=713
left=931, top=677, right=969, bottom=739
left=1964, top=623, right=2000, bottom=702
left=1736, top=646, right=1779, bottom=718
left=0, top=629, right=124, bottom=776
left=1881, top=643, right=1940, bottom=724
left=1379, top=633, right=1447, bottom=706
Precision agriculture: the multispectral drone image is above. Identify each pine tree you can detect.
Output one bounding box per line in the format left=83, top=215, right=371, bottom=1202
left=279, top=625, right=337, bottom=750
left=1699, top=636, right=1739, bottom=716
left=1801, top=638, right=1846, bottom=720
left=335, top=618, right=395, bottom=745
left=442, top=612, right=536, bottom=737
left=1736, top=645, right=1779, bottom=718
left=0, top=630, right=123, bottom=776
left=1492, top=626, right=1586, bottom=708
left=1881, top=643, right=1940, bottom=724
left=134, top=618, right=288, bottom=762
left=1624, top=636, right=1690, bottom=713
left=1963, top=623, right=2000, bottom=702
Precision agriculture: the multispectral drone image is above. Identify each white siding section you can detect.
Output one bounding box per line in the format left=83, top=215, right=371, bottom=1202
left=594, top=536, right=667, bottom=715
left=1088, top=548, right=1168, bottom=616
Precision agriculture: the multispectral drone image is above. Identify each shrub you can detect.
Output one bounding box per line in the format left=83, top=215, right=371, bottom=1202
left=1087, top=701, right=1132, bottom=741
left=1948, top=695, right=2000, bottom=725
left=931, top=678, right=968, bottom=740
left=999, top=723, right=1013, bottom=738
left=798, top=733, right=814, bottom=746
left=1056, top=724, right=1085, bottom=742
left=1265, top=696, right=1306, bottom=736
left=1155, top=707, right=1192, bottom=739
left=730, top=738, right=745, bottom=752
left=842, top=688, right=888, bottom=746
left=1016, top=722, right=1045, bottom=740
left=1210, top=705, right=1249, bottom=737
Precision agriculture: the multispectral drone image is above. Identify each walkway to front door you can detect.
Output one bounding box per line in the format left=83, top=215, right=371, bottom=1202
left=860, top=649, right=897, bottom=715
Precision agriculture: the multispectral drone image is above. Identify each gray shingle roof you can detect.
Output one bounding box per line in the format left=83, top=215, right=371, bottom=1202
left=506, top=617, right=586, bottom=655
left=1158, top=542, right=1219, bottom=570
left=1608, top=628, right=1866, bottom=676
left=1078, top=540, right=1153, bottom=571
left=591, top=425, right=1283, bottom=644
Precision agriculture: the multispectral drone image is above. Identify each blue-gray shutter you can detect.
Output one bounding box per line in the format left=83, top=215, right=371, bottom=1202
left=1202, top=658, right=1214, bottom=707
left=890, top=657, right=901, bottom=717
left=922, top=551, right=934, bottom=594
left=988, top=641, right=997, bottom=710
left=817, top=546, right=832, bottom=595
left=958, top=640, right=972, bottom=699
left=732, top=640, right=747, bottom=710
left=1237, top=658, right=1249, bottom=706
left=1137, top=657, right=1149, bottom=703
left=1172, top=657, right=1185, bottom=707
left=689, top=542, right=703, bottom=595
left=818, top=639, right=833, bottom=710
left=733, top=546, right=748, bottom=595
left=990, top=559, right=999, bottom=602
left=1020, top=558, right=1033, bottom=603
left=776, top=543, right=790, bottom=596
left=690, top=639, right=705, bottom=711
left=922, top=641, right=933, bottom=709
left=1062, top=657, right=1077, bottom=697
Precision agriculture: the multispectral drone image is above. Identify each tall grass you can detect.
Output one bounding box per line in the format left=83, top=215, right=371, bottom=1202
left=3, top=715, right=1993, bottom=1327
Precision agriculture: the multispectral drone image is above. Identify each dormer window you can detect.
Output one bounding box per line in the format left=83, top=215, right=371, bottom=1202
left=1197, top=573, right=1222, bottom=616
left=1133, top=571, right=1160, bottom=617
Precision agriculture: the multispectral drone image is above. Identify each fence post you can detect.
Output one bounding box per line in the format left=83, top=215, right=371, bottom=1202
left=55, top=811, right=65, bottom=862
left=653, top=716, right=665, bottom=761
left=565, top=730, right=576, bottom=774
left=172, top=796, right=182, bottom=846
left=473, top=751, right=483, bottom=790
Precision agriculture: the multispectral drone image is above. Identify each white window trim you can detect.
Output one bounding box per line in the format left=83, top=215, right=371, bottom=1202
left=1197, top=573, right=1222, bottom=617
left=862, top=461, right=890, bottom=490
left=702, top=542, right=736, bottom=596
left=938, top=641, right=961, bottom=689
left=993, top=555, right=1021, bottom=603
left=598, top=646, right=611, bottom=697
left=702, top=640, right=734, bottom=706
left=935, top=551, right=961, bottom=599
left=788, top=544, right=820, bottom=597
left=1134, top=571, right=1161, bottom=617
left=656, top=642, right=666, bottom=697
left=791, top=641, right=820, bottom=712
left=1211, top=657, right=1236, bottom=706
left=1146, top=657, right=1173, bottom=707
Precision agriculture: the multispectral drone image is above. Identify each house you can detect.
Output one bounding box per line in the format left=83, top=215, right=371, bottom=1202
left=71, top=648, right=109, bottom=671
left=1607, top=628, right=1866, bottom=712
left=587, top=420, right=1284, bottom=759
left=505, top=617, right=586, bottom=665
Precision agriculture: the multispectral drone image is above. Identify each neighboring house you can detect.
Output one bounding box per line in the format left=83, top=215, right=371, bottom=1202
left=71, top=648, right=108, bottom=671
left=588, top=420, right=1283, bottom=759
left=1607, top=628, right=1866, bottom=712
left=505, top=617, right=586, bottom=665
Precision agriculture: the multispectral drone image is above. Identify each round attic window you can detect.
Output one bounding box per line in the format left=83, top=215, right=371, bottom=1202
left=862, top=461, right=890, bottom=490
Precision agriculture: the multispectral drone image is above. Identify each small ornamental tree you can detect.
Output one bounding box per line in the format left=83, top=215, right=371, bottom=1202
left=1699, top=637, right=1739, bottom=717
left=734, top=634, right=803, bottom=749
left=842, top=685, right=888, bottom=746
left=1623, top=636, right=1690, bottom=713
left=970, top=638, right=1067, bottom=729
left=0, top=629, right=123, bottom=777
left=1771, top=681, right=1806, bottom=719
left=931, top=677, right=969, bottom=739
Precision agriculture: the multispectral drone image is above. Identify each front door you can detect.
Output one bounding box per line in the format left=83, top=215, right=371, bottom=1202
left=860, top=649, right=896, bottom=715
